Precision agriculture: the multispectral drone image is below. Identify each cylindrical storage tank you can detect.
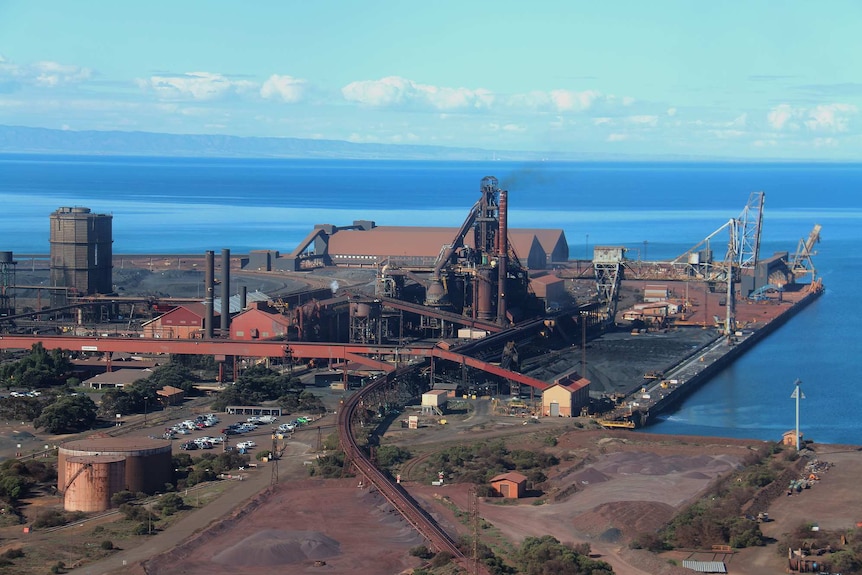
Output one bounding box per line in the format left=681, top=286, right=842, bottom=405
left=0, top=251, right=12, bottom=263
left=64, top=455, right=126, bottom=512
left=58, top=437, right=172, bottom=494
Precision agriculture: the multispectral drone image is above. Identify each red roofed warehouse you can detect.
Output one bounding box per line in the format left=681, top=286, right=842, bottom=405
left=142, top=303, right=216, bottom=339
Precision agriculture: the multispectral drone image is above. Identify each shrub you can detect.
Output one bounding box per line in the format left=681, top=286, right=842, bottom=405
left=32, top=510, right=67, bottom=528
left=429, top=551, right=453, bottom=568
left=154, top=493, right=184, bottom=516
left=111, top=490, right=138, bottom=506
left=409, top=545, right=433, bottom=559
left=2, top=548, right=24, bottom=559
left=100, top=540, right=114, bottom=550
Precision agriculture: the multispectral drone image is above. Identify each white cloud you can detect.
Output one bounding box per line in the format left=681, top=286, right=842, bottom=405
left=627, top=115, right=659, bottom=127
left=260, top=74, right=306, bottom=103
left=813, top=136, right=837, bottom=147
left=768, top=104, right=797, bottom=130
left=549, top=89, right=600, bottom=112
left=805, top=103, right=857, bottom=132
left=667, top=107, right=677, bottom=117
left=342, top=76, right=494, bottom=110
left=33, top=60, right=92, bottom=86
left=0, top=55, right=91, bottom=88
left=140, top=72, right=254, bottom=101
left=341, top=76, right=636, bottom=116
left=607, top=133, right=629, bottom=142
left=768, top=102, right=857, bottom=133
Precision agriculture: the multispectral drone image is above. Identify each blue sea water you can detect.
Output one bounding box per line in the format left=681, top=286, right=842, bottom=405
left=1, top=154, right=861, bottom=445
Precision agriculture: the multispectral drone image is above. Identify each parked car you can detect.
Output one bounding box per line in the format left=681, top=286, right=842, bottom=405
left=180, top=442, right=198, bottom=450
left=236, top=440, right=256, bottom=450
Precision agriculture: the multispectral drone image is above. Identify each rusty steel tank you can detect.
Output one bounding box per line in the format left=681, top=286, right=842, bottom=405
left=63, top=455, right=126, bottom=512
left=58, top=437, right=172, bottom=495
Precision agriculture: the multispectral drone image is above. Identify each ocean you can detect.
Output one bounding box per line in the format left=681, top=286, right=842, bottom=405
left=1, top=154, right=860, bottom=445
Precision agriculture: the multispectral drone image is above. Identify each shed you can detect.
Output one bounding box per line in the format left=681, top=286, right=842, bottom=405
left=542, top=371, right=590, bottom=417
left=782, top=430, right=802, bottom=446
left=157, top=385, right=184, bottom=406
left=490, top=471, right=527, bottom=499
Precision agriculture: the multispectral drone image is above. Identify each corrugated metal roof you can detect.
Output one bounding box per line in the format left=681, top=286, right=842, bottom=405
left=682, top=560, right=727, bottom=573
left=326, top=226, right=557, bottom=264
left=214, top=290, right=269, bottom=314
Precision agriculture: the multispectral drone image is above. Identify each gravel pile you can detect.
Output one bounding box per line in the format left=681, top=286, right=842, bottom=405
left=211, top=529, right=340, bottom=566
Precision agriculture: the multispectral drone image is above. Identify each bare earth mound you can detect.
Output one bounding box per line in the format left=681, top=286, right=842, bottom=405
left=211, top=530, right=340, bottom=566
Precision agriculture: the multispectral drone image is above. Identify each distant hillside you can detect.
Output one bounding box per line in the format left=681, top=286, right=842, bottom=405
left=0, top=124, right=550, bottom=161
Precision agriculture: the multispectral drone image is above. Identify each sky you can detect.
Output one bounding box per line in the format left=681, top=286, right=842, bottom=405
left=1, top=1, right=861, bottom=160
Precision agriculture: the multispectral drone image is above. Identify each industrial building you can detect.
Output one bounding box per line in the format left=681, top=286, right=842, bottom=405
left=247, top=224, right=568, bottom=272
left=58, top=437, right=173, bottom=511
left=142, top=303, right=215, bottom=339
left=49, top=207, right=113, bottom=305
left=541, top=371, right=590, bottom=417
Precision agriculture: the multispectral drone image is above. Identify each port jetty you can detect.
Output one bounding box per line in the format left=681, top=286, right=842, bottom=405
left=596, top=279, right=824, bottom=428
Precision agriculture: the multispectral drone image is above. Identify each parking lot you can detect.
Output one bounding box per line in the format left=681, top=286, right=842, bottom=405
left=126, top=409, right=323, bottom=457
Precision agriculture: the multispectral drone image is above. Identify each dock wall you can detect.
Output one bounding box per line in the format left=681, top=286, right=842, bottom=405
left=641, top=287, right=823, bottom=426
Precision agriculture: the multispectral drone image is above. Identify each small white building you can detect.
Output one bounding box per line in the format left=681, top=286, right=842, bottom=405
left=421, top=390, right=448, bottom=415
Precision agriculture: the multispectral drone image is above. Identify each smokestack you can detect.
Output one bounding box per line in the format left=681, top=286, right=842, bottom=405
left=240, top=285, right=247, bottom=311
left=221, top=248, right=231, bottom=334
left=497, top=189, right=508, bottom=325
left=205, top=250, right=214, bottom=339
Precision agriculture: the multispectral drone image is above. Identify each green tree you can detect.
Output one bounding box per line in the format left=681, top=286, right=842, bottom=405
left=33, top=395, right=97, bottom=433
left=0, top=343, right=73, bottom=389
left=514, top=535, right=614, bottom=575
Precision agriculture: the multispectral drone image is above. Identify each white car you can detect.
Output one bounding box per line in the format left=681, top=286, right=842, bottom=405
left=236, top=440, right=257, bottom=450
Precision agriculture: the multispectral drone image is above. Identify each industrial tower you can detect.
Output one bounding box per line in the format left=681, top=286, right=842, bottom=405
left=49, top=207, right=113, bottom=306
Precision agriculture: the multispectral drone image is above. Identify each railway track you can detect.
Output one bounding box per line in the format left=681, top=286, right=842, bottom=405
left=337, top=368, right=490, bottom=575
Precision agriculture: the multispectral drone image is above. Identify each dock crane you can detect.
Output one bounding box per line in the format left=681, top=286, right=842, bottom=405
left=672, top=191, right=764, bottom=282
left=789, top=224, right=821, bottom=281
left=671, top=192, right=765, bottom=340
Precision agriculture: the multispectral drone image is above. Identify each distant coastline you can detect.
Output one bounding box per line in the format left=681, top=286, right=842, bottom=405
left=0, top=124, right=819, bottom=163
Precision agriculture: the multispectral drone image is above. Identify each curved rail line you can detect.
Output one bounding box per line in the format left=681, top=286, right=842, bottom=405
left=337, top=367, right=489, bottom=574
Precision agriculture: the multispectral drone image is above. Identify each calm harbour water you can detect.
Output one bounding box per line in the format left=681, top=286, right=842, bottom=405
left=1, top=155, right=860, bottom=445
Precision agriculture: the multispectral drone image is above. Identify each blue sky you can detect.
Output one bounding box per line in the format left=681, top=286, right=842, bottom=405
left=1, top=1, right=861, bottom=159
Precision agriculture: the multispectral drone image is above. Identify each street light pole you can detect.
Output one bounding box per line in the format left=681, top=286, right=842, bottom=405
left=790, top=378, right=805, bottom=451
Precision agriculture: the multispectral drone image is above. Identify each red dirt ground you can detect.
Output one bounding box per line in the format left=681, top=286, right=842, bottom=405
left=142, top=479, right=427, bottom=575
